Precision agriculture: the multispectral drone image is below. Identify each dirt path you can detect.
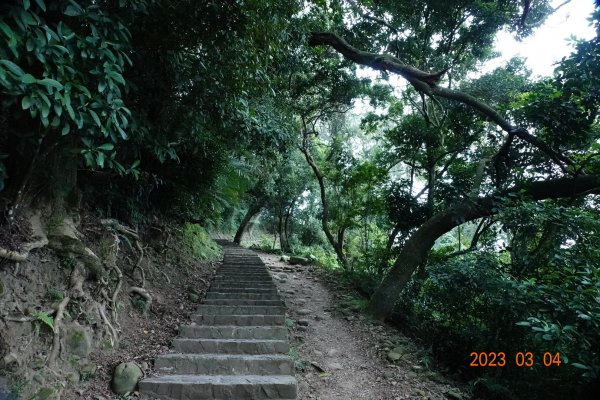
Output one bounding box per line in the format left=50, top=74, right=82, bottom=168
left=257, top=251, right=466, bottom=400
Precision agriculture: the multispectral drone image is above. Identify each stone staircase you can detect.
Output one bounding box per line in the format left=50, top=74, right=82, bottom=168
left=139, top=241, right=297, bottom=399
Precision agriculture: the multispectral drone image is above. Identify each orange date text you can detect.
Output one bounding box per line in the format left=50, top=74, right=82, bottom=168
left=469, top=352, right=561, bottom=367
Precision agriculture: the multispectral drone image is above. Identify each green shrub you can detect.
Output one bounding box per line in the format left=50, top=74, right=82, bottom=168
left=181, top=223, right=222, bottom=261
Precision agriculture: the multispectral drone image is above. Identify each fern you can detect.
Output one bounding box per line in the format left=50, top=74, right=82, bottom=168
left=33, top=311, right=55, bottom=332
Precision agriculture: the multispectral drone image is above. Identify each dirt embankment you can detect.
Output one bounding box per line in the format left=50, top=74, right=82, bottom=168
left=0, top=211, right=216, bottom=399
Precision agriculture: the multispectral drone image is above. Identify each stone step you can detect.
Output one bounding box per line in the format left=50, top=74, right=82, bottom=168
left=220, top=263, right=265, bottom=267
left=211, top=282, right=274, bottom=288
left=214, top=275, right=272, bottom=281
left=212, top=278, right=273, bottom=284
left=216, top=270, right=270, bottom=275
left=179, top=325, right=288, bottom=340
left=206, top=292, right=281, bottom=300
left=207, top=288, right=277, bottom=294
left=195, top=305, right=286, bottom=315
left=172, top=338, right=289, bottom=354
left=191, top=314, right=285, bottom=326
left=139, top=374, right=297, bottom=399
left=202, top=299, right=284, bottom=306
left=209, top=286, right=275, bottom=292
left=155, top=354, right=294, bottom=375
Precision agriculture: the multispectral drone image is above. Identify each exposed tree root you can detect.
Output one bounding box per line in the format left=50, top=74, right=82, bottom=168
left=97, top=302, right=118, bottom=348
left=105, top=233, right=123, bottom=327
left=47, top=296, right=70, bottom=366
left=129, top=286, right=152, bottom=310
left=0, top=237, right=49, bottom=262
left=101, top=218, right=146, bottom=287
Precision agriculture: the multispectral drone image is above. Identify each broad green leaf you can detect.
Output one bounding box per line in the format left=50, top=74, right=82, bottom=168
left=89, top=109, right=101, bottom=127
left=37, top=78, right=63, bottom=90
left=21, top=96, right=31, bottom=110
left=0, top=22, right=17, bottom=47
left=23, top=0, right=31, bottom=10
left=21, top=73, right=36, bottom=84
left=0, top=60, right=25, bottom=77
left=97, top=143, right=114, bottom=151
left=41, top=102, right=50, bottom=118
left=61, top=123, right=70, bottom=135
left=35, top=0, right=46, bottom=12
left=96, top=152, right=105, bottom=168
left=117, top=126, right=128, bottom=139
left=64, top=4, right=81, bottom=17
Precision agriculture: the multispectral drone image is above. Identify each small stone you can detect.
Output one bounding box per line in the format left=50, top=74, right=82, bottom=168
left=314, top=350, right=323, bottom=357
left=297, top=308, right=311, bottom=316
left=387, top=351, right=401, bottom=361
left=111, top=362, right=143, bottom=395
left=35, top=387, right=56, bottom=400
left=297, top=319, right=310, bottom=326
left=297, top=326, right=308, bottom=332
left=66, top=325, right=92, bottom=357
left=327, top=361, right=343, bottom=370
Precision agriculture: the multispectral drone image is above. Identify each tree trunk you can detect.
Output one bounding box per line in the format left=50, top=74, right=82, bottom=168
left=300, top=135, right=348, bottom=269
left=234, top=202, right=264, bottom=244
left=368, top=175, right=600, bottom=320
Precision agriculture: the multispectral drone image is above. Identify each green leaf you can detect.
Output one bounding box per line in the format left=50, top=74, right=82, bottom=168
left=37, top=78, right=63, bottom=90
left=0, top=60, right=25, bottom=77
left=97, top=143, right=114, bottom=151
left=21, top=96, right=31, bottom=110
left=571, top=363, right=591, bottom=370
left=33, top=311, right=54, bottom=331
left=96, top=151, right=105, bottom=168
left=41, top=102, right=50, bottom=118
left=61, top=123, right=70, bottom=135
left=108, top=71, right=125, bottom=85
left=24, top=0, right=31, bottom=10
left=89, top=109, right=101, bottom=127
left=21, top=73, right=36, bottom=84
left=117, top=126, right=128, bottom=140
left=64, top=4, right=82, bottom=17
left=35, top=0, right=46, bottom=12
left=0, top=22, right=17, bottom=47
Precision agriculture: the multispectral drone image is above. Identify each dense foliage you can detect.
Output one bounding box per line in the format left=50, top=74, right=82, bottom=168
left=1, top=0, right=599, bottom=398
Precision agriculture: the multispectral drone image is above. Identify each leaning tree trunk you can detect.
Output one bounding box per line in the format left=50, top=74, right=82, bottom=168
left=234, top=202, right=264, bottom=244
left=368, top=175, right=600, bottom=320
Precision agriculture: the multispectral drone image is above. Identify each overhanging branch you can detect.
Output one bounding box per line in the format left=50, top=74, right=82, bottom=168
left=309, top=32, right=574, bottom=171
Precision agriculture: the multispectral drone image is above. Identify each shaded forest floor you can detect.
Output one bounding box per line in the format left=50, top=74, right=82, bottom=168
left=258, top=251, right=467, bottom=400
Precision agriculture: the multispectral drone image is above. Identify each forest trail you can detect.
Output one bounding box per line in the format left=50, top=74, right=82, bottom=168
left=258, top=251, right=466, bottom=400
